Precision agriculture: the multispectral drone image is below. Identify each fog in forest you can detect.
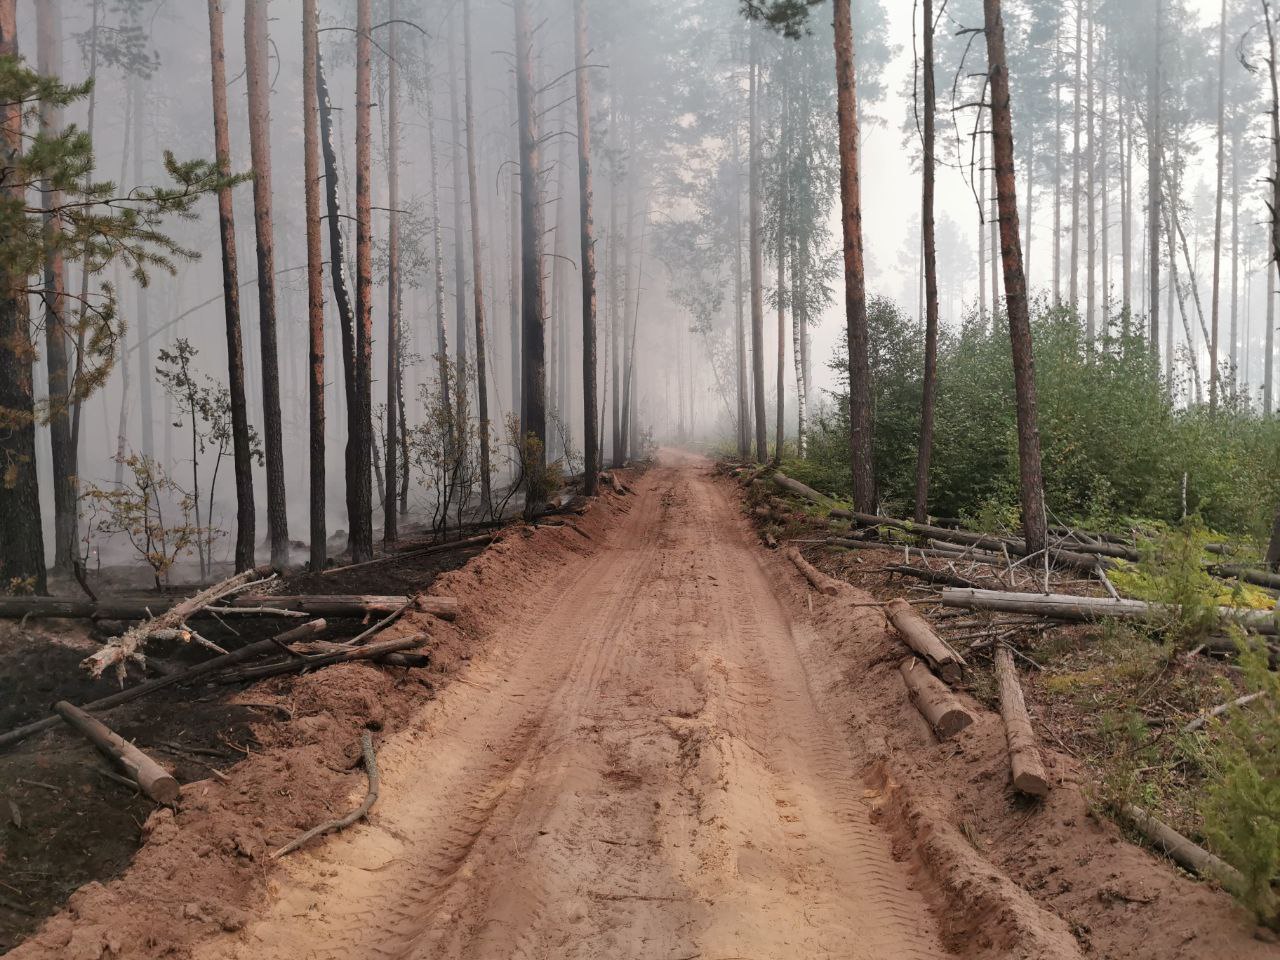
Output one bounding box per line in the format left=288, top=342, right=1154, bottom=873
left=4, top=0, right=1279, bottom=576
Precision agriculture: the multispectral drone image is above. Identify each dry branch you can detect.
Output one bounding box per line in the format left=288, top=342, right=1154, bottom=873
left=994, top=646, right=1050, bottom=797
left=272, top=731, right=380, bottom=858
left=1182, top=691, right=1267, bottom=733
left=320, top=532, right=498, bottom=577
left=899, top=657, right=974, bottom=739
left=0, top=620, right=327, bottom=752
left=1123, top=804, right=1243, bottom=888
left=54, top=701, right=179, bottom=803
left=79, top=564, right=275, bottom=680
left=886, top=599, right=964, bottom=683
left=217, top=634, right=425, bottom=684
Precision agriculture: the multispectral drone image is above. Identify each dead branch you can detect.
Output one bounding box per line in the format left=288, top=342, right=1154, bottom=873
left=271, top=731, right=380, bottom=858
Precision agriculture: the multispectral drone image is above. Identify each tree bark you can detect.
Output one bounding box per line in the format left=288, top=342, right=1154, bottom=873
left=984, top=0, right=1048, bottom=555
left=1210, top=0, right=1227, bottom=409
left=1085, top=11, right=1096, bottom=341
left=514, top=0, right=547, bottom=507
left=54, top=702, right=179, bottom=804
left=573, top=0, right=599, bottom=497
left=132, top=77, right=154, bottom=462
left=1070, top=0, right=1082, bottom=308
left=994, top=645, right=1050, bottom=797
left=833, top=0, right=876, bottom=513
left=1147, top=0, right=1162, bottom=356
left=899, top=658, right=973, bottom=740
left=749, top=35, right=768, bottom=463
left=383, top=3, right=401, bottom=544
left=886, top=598, right=962, bottom=684
left=245, top=0, right=288, bottom=567
left=207, top=0, right=256, bottom=572
left=1053, top=17, right=1063, bottom=306
left=734, top=125, right=749, bottom=460
left=775, top=67, right=788, bottom=464
left=914, top=0, right=940, bottom=525
left=37, top=0, right=75, bottom=573
left=303, top=0, right=326, bottom=573
left=448, top=25, right=470, bottom=429
left=348, top=0, right=375, bottom=563
left=979, top=132, right=987, bottom=318
left=1265, top=0, right=1280, bottom=568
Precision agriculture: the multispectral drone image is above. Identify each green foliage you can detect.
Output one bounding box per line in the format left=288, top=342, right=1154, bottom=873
left=406, top=355, right=488, bottom=535
left=810, top=297, right=1280, bottom=539
left=1200, top=638, right=1280, bottom=927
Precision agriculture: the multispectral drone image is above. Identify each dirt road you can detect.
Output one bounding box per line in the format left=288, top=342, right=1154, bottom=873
left=200, top=455, right=947, bottom=959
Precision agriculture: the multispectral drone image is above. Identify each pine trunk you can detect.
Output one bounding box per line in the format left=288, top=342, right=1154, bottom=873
left=1263, top=0, right=1280, bottom=568
left=1085, top=11, right=1096, bottom=340
left=573, top=0, right=599, bottom=496
left=833, top=0, right=876, bottom=512
left=1209, top=0, right=1227, bottom=410
left=383, top=4, right=401, bottom=543
left=132, top=78, right=154, bottom=461
left=915, top=0, right=940, bottom=526
left=774, top=71, right=788, bottom=464
left=984, top=0, right=1048, bottom=555
left=37, top=0, right=75, bottom=572
left=1070, top=0, right=1082, bottom=308
left=734, top=128, right=750, bottom=460
left=464, top=0, right=495, bottom=509
left=514, top=0, right=548, bottom=510
left=1147, top=0, right=1162, bottom=356
left=245, top=0, right=289, bottom=566
left=749, top=37, right=767, bottom=463
left=303, top=0, right=326, bottom=572
left=207, top=0, right=256, bottom=572
left=351, top=0, right=375, bottom=563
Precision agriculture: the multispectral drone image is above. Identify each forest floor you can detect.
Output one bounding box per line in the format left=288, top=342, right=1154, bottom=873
left=2, top=452, right=1275, bottom=959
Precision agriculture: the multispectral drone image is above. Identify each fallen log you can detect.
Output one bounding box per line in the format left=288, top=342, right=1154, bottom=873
left=320, top=533, right=498, bottom=577
left=272, top=731, right=379, bottom=858
left=1122, top=804, right=1243, bottom=889
left=939, top=587, right=1278, bottom=635
left=293, top=640, right=430, bottom=668
left=885, top=599, right=964, bottom=683
left=79, top=564, right=276, bottom=680
left=217, top=634, right=425, bottom=684
left=1, top=593, right=456, bottom=623
left=0, top=620, right=327, bottom=752
left=786, top=548, right=842, bottom=596
left=1182, top=691, right=1268, bottom=733
left=771, top=471, right=836, bottom=507
left=1211, top=564, right=1280, bottom=591
left=994, top=646, right=1050, bottom=797
left=884, top=564, right=979, bottom=590
left=899, top=657, right=974, bottom=740
left=54, top=701, right=179, bottom=804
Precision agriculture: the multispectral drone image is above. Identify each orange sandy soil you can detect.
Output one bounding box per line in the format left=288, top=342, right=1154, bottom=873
left=3, top=452, right=1273, bottom=959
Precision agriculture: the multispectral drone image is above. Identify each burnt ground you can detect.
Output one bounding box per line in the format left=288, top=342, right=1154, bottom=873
left=0, top=533, right=487, bottom=952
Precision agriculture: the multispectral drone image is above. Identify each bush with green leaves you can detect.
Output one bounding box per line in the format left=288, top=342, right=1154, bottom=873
left=803, top=297, right=1280, bottom=539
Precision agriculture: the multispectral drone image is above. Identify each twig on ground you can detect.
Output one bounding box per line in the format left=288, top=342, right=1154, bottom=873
left=272, top=732, right=380, bottom=859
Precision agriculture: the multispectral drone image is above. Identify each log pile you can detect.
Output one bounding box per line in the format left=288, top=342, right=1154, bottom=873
left=885, top=599, right=964, bottom=683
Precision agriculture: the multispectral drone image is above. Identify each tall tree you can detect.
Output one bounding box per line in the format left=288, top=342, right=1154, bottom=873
left=1147, top=0, right=1162, bottom=357
left=574, top=0, right=599, bottom=497
left=1209, top=0, right=1228, bottom=409
left=383, top=3, right=401, bottom=543
left=514, top=0, right=548, bottom=509
left=748, top=32, right=767, bottom=462
left=833, top=0, right=876, bottom=512
left=914, top=0, right=940, bottom=525
left=207, top=0, right=256, bottom=571
left=1069, top=0, right=1082, bottom=308
left=245, top=0, right=288, bottom=566
left=775, top=60, right=788, bottom=464
left=984, top=0, right=1048, bottom=554
left=37, top=0, right=74, bottom=572
left=463, top=0, right=494, bottom=511
left=350, top=0, right=374, bottom=562
left=303, top=0, right=325, bottom=572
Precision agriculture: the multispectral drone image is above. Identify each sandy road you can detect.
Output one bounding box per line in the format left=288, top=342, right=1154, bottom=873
left=202, top=454, right=949, bottom=960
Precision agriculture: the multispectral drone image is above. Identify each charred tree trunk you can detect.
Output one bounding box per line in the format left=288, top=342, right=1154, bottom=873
left=303, top=0, right=326, bottom=572
left=383, top=3, right=401, bottom=543
left=207, top=0, right=256, bottom=572
left=984, top=0, right=1048, bottom=555
left=833, top=0, right=876, bottom=512
left=748, top=35, right=767, bottom=463
left=774, top=71, right=788, bottom=464
left=448, top=27, right=470, bottom=430
left=350, top=0, right=375, bottom=563
left=37, top=0, right=74, bottom=573
left=463, top=0, right=494, bottom=511
left=514, top=0, right=547, bottom=510
left=573, top=0, right=599, bottom=497
left=132, top=77, right=154, bottom=462
left=245, top=0, right=289, bottom=567
left=914, top=0, right=940, bottom=525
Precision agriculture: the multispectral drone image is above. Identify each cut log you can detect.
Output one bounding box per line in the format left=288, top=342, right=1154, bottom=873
left=884, top=564, right=978, bottom=590
left=939, top=587, right=1278, bottom=635
left=1212, top=564, right=1280, bottom=591
left=771, top=471, right=835, bottom=508
left=217, top=634, right=425, bottom=684
left=53, top=701, right=179, bottom=804
left=898, top=657, right=974, bottom=740
left=79, top=564, right=276, bottom=679
left=1, top=593, right=456, bottom=623
left=786, top=548, right=842, bottom=596
left=1182, top=691, right=1267, bottom=733
left=1122, top=804, right=1243, bottom=889
left=885, top=599, right=964, bottom=683
left=994, top=646, right=1050, bottom=797
left=0, top=620, right=327, bottom=752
